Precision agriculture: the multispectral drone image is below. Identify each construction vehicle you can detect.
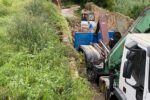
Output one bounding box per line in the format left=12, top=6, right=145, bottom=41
left=118, top=34, right=150, bottom=100
left=74, top=7, right=150, bottom=100
left=80, top=10, right=96, bottom=32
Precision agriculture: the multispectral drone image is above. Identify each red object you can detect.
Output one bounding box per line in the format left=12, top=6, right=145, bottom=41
left=99, top=14, right=109, bottom=46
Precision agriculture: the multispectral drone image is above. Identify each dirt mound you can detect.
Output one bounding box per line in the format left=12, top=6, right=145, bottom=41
left=67, top=17, right=81, bottom=33
left=85, top=2, right=134, bottom=34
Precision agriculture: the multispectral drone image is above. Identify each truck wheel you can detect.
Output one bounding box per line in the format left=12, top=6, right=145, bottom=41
left=85, top=60, right=97, bottom=82
left=87, top=68, right=96, bottom=82
left=105, top=90, right=118, bottom=100
left=85, top=58, right=99, bottom=82
left=109, top=94, right=118, bottom=100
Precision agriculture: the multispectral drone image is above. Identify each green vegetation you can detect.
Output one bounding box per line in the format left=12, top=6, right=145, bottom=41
left=0, top=0, right=92, bottom=99
left=69, top=0, right=149, bottom=19
left=113, top=0, right=149, bottom=19
left=69, top=0, right=114, bottom=10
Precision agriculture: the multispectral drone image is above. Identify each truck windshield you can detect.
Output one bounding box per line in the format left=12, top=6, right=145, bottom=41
left=131, top=50, right=146, bottom=87
left=129, top=50, right=146, bottom=100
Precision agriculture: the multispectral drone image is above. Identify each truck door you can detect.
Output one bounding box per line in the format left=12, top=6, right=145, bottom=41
left=145, top=57, right=150, bottom=100
left=119, top=42, right=146, bottom=100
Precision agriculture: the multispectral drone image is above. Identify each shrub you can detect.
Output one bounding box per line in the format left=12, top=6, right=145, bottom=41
left=128, top=5, right=146, bottom=19
left=8, top=14, right=51, bottom=53
left=113, top=0, right=149, bottom=19
left=24, top=0, right=43, bottom=16
left=0, top=4, right=8, bottom=16
left=0, top=0, right=93, bottom=99
left=2, top=0, right=12, bottom=7
left=69, top=0, right=114, bottom=9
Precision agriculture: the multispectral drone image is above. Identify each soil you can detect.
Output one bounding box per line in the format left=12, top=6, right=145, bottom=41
left=61, top=5, right=80, bottom=17
left=92, top=83, right=105, bottom=100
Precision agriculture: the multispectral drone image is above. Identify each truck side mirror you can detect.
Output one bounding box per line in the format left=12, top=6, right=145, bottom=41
left=126, top=51, right=136, bottom=60
left=123, top=61, right=133, bottom=78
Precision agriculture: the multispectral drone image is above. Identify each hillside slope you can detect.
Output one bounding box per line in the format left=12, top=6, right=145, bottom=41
left=0, top=0, right=92, bottom=99
left=85, top=3, right=134, bottom=34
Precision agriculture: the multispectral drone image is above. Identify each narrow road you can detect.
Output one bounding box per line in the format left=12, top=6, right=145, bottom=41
left=61, top=5, right=105, bottom=100
left=92, top=83, right=105, bottom=100
left=61, top=5, right=80, bottom=17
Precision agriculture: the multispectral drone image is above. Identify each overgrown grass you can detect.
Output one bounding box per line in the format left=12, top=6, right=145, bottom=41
left=0, top=0, right=93, bottom=99
left=67, top=0, right=149, bottom=19
left=113, top=0, right=149, bottom=19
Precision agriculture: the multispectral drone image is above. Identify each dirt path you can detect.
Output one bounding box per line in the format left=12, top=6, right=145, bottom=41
left=61, top=5, right=80, bottom=17
left=61, top=5, right=105, bottom=100
left=92, top=83, right=105, bottom=100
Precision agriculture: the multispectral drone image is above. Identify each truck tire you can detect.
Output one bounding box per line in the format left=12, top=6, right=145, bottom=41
left=85, top=59, right=94, bottom=81
left=109, top=94, right=118, bottom=100
left=84, top=57, right=98, bottom=82
left=87, top=67, right=99, bottom=82
left=105, top=89, right=118, bottom=100
left=86, top=64, right=100, bottom=82
left=87, top=67, right=97, bottom=82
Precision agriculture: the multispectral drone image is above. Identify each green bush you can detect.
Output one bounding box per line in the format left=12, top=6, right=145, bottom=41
left=24, top=0, right=43, bottom=16
left=0, top=4, right=8, bottom=16
left=69, top=0, right=149, bottom=19
left=113, top=0, right=149, bottom=19
left=0, top=0, right=93, bottom=99
left=8, top=0, right=71, bottom=53
left=2, top=0, right=12, bottom=7
left=8, top=14, right=51, bottom=53
left=69, top=0, right=114, bottom=9
left=128, top=5, right=146, bottom=19
left=0, top=42, right=92, bottom=99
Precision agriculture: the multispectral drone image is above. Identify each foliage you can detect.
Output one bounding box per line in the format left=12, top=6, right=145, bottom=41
left=0, top=3, right=9, bottom=16
left=128, top=5, right=146, bottom=19
left=69, top=0, right=149, bottom=19
left=0, top=0, right=93, bottom=99
left=69, top=0, right=114, bottom=9
left=8, top=15, right=51, bottom=53
left=113, top=0, right=149, bottom=19
left=93, top=0, right=114, bottom=10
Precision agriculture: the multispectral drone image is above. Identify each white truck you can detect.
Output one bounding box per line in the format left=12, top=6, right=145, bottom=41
left=75, top=7, right=150, bottom=100
left=105, top=34, right=150, bottom=100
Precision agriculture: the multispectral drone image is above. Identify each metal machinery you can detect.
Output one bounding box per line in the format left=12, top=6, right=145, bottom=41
left=118, top=34, right=150, bottom=100
left=74, top=7, right=150, bottom=100
left=80, top=10, right=97, bottom=32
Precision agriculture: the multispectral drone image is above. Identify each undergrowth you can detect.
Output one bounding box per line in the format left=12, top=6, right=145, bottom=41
left=113, top=0, right=149, bottom=19
left=67, top=0, right=149, bottom=19
left=0, top=0, right=93, bottom=99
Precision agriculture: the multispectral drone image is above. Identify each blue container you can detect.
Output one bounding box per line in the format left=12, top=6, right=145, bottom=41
left=74, top=32, right=114, bottom=50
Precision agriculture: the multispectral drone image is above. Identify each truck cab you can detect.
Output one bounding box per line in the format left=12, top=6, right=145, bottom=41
left=117, top=34, right=150, bottom=100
